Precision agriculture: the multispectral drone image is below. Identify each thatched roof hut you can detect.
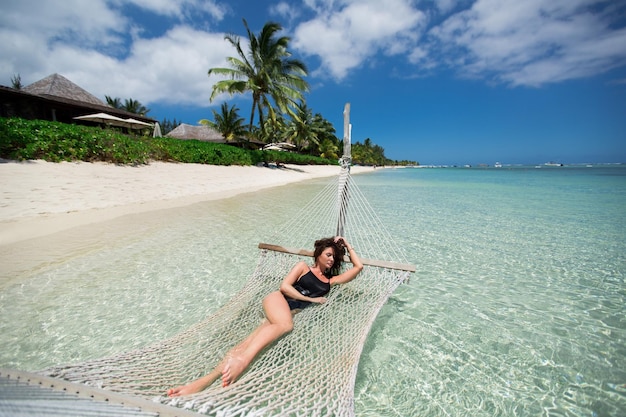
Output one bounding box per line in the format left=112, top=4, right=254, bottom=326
left=166, top=123, right=265, bottom=149
left=166, top=123, right=226, bottom=142
left=23, top=73, right=105, bottom=106
left=0, top=73, right=155, bottom=125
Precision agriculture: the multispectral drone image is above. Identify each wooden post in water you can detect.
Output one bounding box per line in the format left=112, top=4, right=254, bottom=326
left=337, top=103, right=351, bottom=237
left=342, top=103, right=352, bottom=164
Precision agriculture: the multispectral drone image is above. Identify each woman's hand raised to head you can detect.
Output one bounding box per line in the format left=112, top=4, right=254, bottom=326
left=329, top=237, right=363, bottom=286
left=334, top=236, right=350, bottom=249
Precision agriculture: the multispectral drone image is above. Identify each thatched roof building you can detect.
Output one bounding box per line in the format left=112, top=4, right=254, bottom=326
left=166, top=123, right=265, bottom=149
left=166, top=123, right=226, bottom=142
left=23, top=74, right=105, bottom=106
left=0, top=73, right=155, bottom=125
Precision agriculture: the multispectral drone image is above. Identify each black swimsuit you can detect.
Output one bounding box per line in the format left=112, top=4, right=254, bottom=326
left=285, top=269, right=331, bottom=310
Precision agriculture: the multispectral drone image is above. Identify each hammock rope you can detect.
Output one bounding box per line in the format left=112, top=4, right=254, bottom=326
left=40, top=105, right=415, bottom=416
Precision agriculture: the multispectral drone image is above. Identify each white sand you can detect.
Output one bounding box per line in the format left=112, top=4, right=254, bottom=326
left=0, top=160, right=373, bottom=245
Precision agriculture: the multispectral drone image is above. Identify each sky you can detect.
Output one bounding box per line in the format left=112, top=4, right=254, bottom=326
left=1, top=0, right=625, bottom=165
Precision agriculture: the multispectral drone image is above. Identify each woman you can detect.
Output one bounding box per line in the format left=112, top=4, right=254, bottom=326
left=167, top=236, right=363, bottom=397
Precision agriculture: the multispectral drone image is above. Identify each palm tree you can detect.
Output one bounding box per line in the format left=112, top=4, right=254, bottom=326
left=105, top=95, right=123, bottom=109
left=208, top=19, right=308, bottom=135
left=352, top=138, right=387, bottom=165
left=11, top=74, right=22, bottom=90
left=318, top=138, right=340, bottom=160
left=257, top=112, right=287, bottom=144
left=159, top=117, right=181, bottom=135
left=199, top=103, right=247, bottom=141
left=310, top=113, right=339, bottom=155
left=371, top=143, right=386, bottom=166
left=105, top=96, right=150, bottom=115
left=123, top=98, right=150, bottom=116
left=283, top=101, right=318, bottom=152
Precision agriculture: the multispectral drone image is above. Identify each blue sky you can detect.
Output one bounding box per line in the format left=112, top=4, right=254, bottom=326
left=1, top=0, right=625, bottom=165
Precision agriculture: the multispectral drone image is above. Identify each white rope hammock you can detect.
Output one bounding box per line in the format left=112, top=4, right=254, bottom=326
left=40, top=105, right=415, bottom=416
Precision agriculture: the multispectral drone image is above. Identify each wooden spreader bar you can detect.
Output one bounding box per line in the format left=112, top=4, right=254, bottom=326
left=258, top=243, right=416, bottom=273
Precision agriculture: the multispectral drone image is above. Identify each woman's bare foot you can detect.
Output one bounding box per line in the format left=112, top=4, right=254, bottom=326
left=221, top=355, right=250, bottom=387
left=167, top=384, right=199, bottom=397
left=167, top=370, right=221, bottom=397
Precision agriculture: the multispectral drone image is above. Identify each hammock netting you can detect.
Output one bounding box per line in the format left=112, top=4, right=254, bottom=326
left=40, top=165, right=415, bottom=416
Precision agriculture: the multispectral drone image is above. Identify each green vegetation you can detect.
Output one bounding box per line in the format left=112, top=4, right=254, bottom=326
left=0, top=117, right=336, bottom=166
left=11, top=74, right=22, bottom=90
left=158, top=117, right=182, bottom=136
left=7, top=20, right=417, bottom=166
left=202, top=19, right=416, bottom=166
left=352, top=139, right=386, bottom=166
left=199, top=103, right=247, bottom=142
left=105, top=96, right=151, bottom=116
left=208, top=19, right=308, bottom=134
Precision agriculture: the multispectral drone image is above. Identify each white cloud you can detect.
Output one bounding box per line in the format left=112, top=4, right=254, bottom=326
left=59, top=26, right=231, bottom=107
left=0, top=1, right=127, bottom=85
left=1, top=0, right=625, bottom=117
left=293, top=0, right=626, bottom=86
left=270, top=2, right=302, bottom=24
left=0, top=0, right=233, bottom=108
left=292, top=0, right=425, bottom=80
left=113, top=0, right=227, bottom=20
left=0, top=0, right=127, bottom=50
left=433, top=0, right=459, bottom=14
left=39, top=26, right=233, bottom=107
left=301, top=0, right=339, bottom=14
left=118, top=26, right=234, bottom=105
left=426, top=0, right=626, bottom=86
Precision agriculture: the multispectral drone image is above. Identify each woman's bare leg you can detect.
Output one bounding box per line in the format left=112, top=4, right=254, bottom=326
left=167, top=291, right=292, bottom=395
left=167, top=320, right=273, bottom=397
left=221, top=291, right=293, bottom=386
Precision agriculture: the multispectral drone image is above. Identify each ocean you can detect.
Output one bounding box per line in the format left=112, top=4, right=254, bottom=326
left=1, top=164, right=625, bottom=416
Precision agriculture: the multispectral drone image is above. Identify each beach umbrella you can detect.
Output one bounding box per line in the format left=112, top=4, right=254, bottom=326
left=263, top=142, right=295, bottom=151
left=275, top=142, right=296, bottom=148
left=263, top=145, right=284, bottom=151
left=124, top=118, right=153, bottom=130
left=73, top=112, right=127, bottom=127
left=153, top=122, right=162, bottom=138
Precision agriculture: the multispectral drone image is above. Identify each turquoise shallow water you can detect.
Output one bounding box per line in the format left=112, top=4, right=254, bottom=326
left=1, top=165, right=625, bottom=416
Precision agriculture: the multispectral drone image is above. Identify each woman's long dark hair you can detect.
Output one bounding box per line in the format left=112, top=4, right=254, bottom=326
left=313, top=237, right=346, bottom=278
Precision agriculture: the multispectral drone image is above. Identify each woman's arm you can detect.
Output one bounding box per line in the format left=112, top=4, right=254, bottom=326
left=331, top=237, right=363, bottom=285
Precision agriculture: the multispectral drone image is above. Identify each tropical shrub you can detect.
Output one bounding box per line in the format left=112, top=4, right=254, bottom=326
left=0, top=117, right=337, bottom=166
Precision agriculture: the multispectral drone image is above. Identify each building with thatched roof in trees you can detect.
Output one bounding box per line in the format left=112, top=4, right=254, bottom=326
left=23, top=73, right=105, bottom=106
left=167, top=123, right=265, bottom=149
left=167, top=123, right=225, bottom=142
left=0, top=73, right=155, bottom=125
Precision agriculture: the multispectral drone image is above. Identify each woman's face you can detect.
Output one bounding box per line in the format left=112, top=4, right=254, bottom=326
left=317, top=246, right=335, bottom=271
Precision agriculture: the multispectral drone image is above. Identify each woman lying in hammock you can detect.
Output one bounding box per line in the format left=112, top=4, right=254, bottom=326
left=167, top=236, right=363, bottom=397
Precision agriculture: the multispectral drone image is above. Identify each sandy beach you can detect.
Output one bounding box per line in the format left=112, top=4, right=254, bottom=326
left=0, top=160, right=373, bottom=280
left=0, top=160, right=373, bottom=245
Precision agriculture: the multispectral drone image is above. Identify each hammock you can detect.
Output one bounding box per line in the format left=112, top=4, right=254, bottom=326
left=40, top=104, right=415, bottom=416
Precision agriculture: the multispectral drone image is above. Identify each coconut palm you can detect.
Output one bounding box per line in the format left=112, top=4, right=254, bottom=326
left=256, top=113, right=287, bottom=144
left=310, top=114, right=339, bottom=155
left=105, top=96, right=150, bottom=116
left=318, top=138, right=340, bottom=160
left=283, top=101, right=319, bottom=152
left=105, top=96, right=150, bottom=115
left=105, top=95, right=123, bottom=109
left=352, top=138, right=387, bottom=165
left=11, top=74, right=22, bottom=90
left=208, top=19, right=308, bottom=135
left=199, top=103, right=247, bottom=141
left=123, top=98, right=150, bottom=116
